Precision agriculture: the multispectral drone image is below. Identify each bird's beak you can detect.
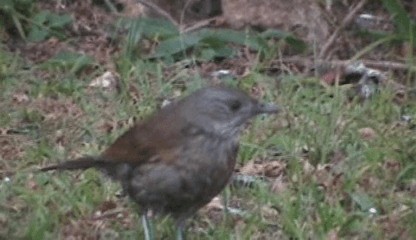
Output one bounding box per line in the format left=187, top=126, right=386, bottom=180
left=254, top=102, right=280, bottom=115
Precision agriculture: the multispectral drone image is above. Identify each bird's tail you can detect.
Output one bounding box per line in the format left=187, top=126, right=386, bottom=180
left=40, top=156, right=109, bottom=172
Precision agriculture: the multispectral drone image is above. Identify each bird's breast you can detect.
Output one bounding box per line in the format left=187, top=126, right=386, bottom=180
left=177, top=135, right=238, bottom=196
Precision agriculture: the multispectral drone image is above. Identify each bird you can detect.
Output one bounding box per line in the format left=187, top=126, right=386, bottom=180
left=40, top=86, right=279, bottom=240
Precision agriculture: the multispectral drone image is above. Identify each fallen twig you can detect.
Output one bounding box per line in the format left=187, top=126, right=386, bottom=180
left=182, top=16, right=223, bottom=33
left=319, top=0, right=368, bottom=59
left=277, top=57, right=416, bottom=72
left=135, top=0, right=180, bottom=28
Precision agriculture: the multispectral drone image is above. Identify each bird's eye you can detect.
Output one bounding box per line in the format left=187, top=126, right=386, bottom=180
left=229, top=100, right=242, bottom=112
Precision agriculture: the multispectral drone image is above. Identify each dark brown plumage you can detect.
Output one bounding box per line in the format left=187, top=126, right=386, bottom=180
left=41, top=86, right=279, bottom=239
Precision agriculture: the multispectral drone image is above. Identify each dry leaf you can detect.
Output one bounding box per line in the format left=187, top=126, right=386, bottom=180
left=12, top=92, right=30, bottom=103
left=240, top=160, right=286, bottom=177
left=271, top=175, right=287, bottom=195
left=89, top=71, right=119, bottom=89
left=358, top=127, right=377, bottom=141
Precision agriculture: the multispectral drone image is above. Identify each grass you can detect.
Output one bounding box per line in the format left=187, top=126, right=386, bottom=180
left=1, top=34, right=416, bottom=240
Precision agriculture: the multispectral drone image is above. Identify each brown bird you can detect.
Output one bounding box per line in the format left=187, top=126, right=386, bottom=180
left=41, top=86, right=279, bottom=240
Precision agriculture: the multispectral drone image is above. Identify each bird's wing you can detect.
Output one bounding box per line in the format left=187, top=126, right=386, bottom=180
left=101, top=106, right=185, bottom=166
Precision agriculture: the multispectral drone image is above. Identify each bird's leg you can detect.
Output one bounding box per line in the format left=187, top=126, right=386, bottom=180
left=176, top=222, right=185, bottom=240
left=222, top=188, right=230, bottom=220
left=175, top=217, right=188, bottom=240
left=141, top=211, right=154, bottom=240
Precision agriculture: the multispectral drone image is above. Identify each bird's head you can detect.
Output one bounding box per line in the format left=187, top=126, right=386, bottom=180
left=178, top=87, right=279, bottom=137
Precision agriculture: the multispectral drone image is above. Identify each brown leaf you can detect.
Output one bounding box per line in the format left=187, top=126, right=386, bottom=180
left=96, top=200, right=117, bottom=213
left=326, top=229, right=340, bottom=240
left=260, top=205, right=279, bottom=220
left=204, top=196, right=224, bottom=211
left=89, top=71, right=119, bottom=90
left=358, top=127, right=377, bottom=141
left=270, top=175, right=288, bottom=195
left=12, top=92, right=30, bottom=104
left=240, top=160, right=286, bottom=177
